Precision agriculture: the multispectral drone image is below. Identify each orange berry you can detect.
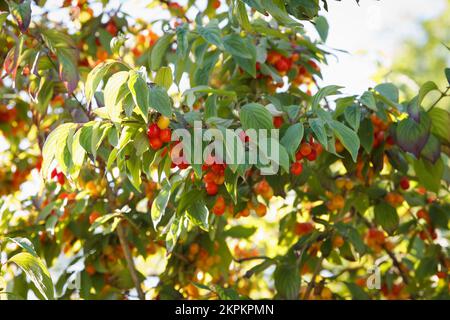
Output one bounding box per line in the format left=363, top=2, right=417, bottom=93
left=300, top=143, right=312, bottom=156
left=255, top=203, right=267, bottom=217
left=294, top=222, right=314, bottom=236
left=89, top=211, right=101, bottom=224
left=85, top=264, right=96, bottom=276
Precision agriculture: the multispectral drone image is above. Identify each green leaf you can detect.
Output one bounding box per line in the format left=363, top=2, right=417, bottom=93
left=314, top=16, right=329, bottom=42
left=418, top=81, right=439, bottom=106
left=41, top=30, right=80, bottom=93
left=240, top=0, right=266, bottom=14
left=7, top=0, right=31, bottom=32
left=240, top=103, right=274, bottom=130
left=416, top=257, right=437, bottom=281
left=421, top=134, right=441, bottom=164
left=396, top=112, right=431, bottom=158
left=126, top=153, right=142, bottom=190
left=85, top=60, right=119, bottom=103
left=345, top=282, right=370, bottom=300
left=335, top=223, right=366, bottom=255
left=6, top=237, right=37, bottom=256
left=232, top=36, right=257, bottom=77
left=344, top=104, right=361, bottom=131
left=223, top=226, right=257, bottom=238
left=0, top=12, right=9, bottom=29
left=8, top=252, right=54, bottom=300
left=274, top=262, right=300, bottom=299
left=149, top=86, right=172, bottom=117
left=261, top=0, right=300, bottom=27
left=374, top=203, right=399, bottom=235
left=69, top=129, right=85, bottom=178
left=105, top=71, right=129, bottom=122
left=413, top=158, right=444, bottom=193
left=176, top=24, right=189, bottom=57
left=375, top=83, right=399, bottom=104
left=328, top=120, right=360, bottom=162
left=224, top=168, right=239, bottom=204
left=280, top=123, right=304, bottom=159
left=309, top=118, right=327, bottom=147
left=154, top=66, right=173, bottom=90
left=311, top=85, right=342, bottom=110
left=128, top=70, right=149, bottom=123
left=223, top=34, right=252, bottom=59
left=186, top=201, right=209, bottom=231
left=445, top=68, right=450, bottom=85
left=150, top=33, right=175, bottom=71
left=151, top=181, right=172, bottom=227
left=41, top=123, right=77, bottom=179
left=236, top=1, right=252, bottom=31
left=358, top=118, right=374, bottom=153
left=165, top=215, right=185, bottom=253
left=197, top=20, right=224, bottom=50
left=360, top=91, right=377, bottom=111
left=429, top=108, right=450, bottom=145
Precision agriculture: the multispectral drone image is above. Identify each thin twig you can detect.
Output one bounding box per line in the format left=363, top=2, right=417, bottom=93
left=116, top=223, right=145, bottom=300
left=302, top=255, right=324, bottom=300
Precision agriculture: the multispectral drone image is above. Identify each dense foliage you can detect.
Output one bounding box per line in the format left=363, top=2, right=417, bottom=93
left=0, top=0, right=449, bottom=300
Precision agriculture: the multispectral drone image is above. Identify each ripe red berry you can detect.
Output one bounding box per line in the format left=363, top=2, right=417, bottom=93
left=275, top=57, right=290, bottom=72
left=57, top=172, right=65, bottom=185
left=159, top=128, right=172, bottom=143
left=386, top=135, right=395, bottom=145
left=149, top=137, right=163, bottom=150
left=399, top=177, right=410, bottom=190
left=51, top=168, right=58, bottom=179
left=211, top=163, right=225, bottom=174
left=290, top=161, right=303, bottom=176
left=212, top=0, right=220, bottom=9
left=205, top=182, right=218, bottom=195
left=147, top=123, right=160, bottom=139
left=295, top=150, right=304, bottom=161
left=300, top=142, right=312, bottom=156
left=273, top=116, right=284, bottom=128
left=306, top=149, right=317, bottom=161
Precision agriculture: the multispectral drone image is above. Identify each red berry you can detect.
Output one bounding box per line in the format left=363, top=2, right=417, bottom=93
left=211, top=163, right=225, bottom=175
left=149, top=137, right=163, bottom=150
left=212, top=0, right=220, bottom=9
left=205, top=182, right=218, bottom=195
left=290, top=162, right=303, bottom=176
left=57, top=172, right=65, bottom=185
left=51, top=168, right=58, bottom=179
left=300, top=142, right=312, bottom=156
left=295, top=150, right=304, bottom=161
left=159, top=128, right=172, bottom=143
left=386, top=135, right=395, bottom=145
left=147, top=123, right=160, bottom=139
left=306, top=149, right=317, bottom=161
left=273, top=116, right=284, bottom=128
left=399, top=177, right=410, bottom=190
left=275, top=57, right=290, bottom=72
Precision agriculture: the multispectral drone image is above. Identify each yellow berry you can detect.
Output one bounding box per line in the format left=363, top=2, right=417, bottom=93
left=157, top=115, right=170, bottom=129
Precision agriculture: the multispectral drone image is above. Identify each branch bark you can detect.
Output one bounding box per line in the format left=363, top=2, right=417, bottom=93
left=116, top=223, right=145, bottom=300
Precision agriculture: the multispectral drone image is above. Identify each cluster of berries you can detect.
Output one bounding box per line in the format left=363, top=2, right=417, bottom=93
left=291, top=138, right=323, bottom=176
left=364, top=228, right=387, bottom=253
left=201, top=157, right=226, bottom=196
left=147, top=116, right=171, bottom=150
left=236, top=201, right=267, bottom=218
left=51, top=168, right=65, bottom=185
left=416, top=209, right=437, bottom=240
left=370, top=114, right=394, bottom=148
